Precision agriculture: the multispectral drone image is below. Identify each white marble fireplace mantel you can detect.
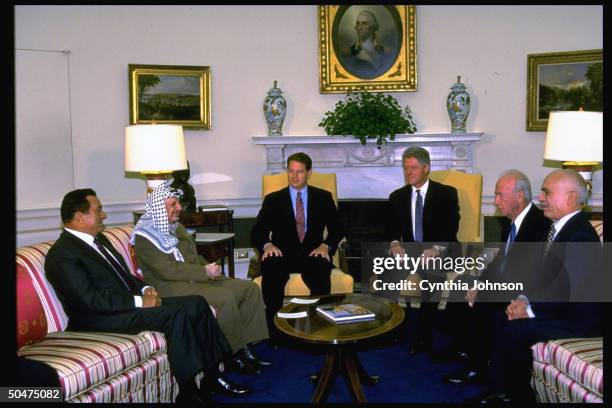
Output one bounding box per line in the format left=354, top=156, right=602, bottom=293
left=252, top=133, right=483, bottom=199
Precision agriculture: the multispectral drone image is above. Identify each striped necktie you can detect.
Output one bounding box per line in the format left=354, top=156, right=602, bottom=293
left=295, top=191, right=305, bottom=243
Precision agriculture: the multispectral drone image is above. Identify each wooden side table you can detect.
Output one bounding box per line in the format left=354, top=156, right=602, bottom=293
left=275, top=293, right=404, bottom=403
left=133, top=207, right=236, bottom=278
left=194, top=233, right=235, bottom=278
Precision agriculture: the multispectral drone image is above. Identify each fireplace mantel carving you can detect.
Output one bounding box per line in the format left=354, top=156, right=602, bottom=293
left=253, top=133, right=483, bottom=199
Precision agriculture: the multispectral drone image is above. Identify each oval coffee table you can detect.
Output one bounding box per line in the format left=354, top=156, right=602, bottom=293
left=275, top=293, right=404, bottom=403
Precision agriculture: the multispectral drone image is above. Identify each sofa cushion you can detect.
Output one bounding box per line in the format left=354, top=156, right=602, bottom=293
left=16, top=242, right=69, bottom=347
left=17, top=330, right=165, bottom=401
left=531, top=337, right=603, bottom=398
left=69, top=353, right=176, bottom=403
left=16, top=263, right=47, bottom=349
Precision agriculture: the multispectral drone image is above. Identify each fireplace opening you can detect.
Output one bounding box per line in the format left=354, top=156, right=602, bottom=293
left=338, top=199, right=390, bottom=289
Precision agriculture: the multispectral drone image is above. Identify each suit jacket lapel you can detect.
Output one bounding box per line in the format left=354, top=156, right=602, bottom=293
left=422, top=180, right=438, bottom=241
left=282, top=187, right=299, bottom=240
left=402, top=186, right=414, bottom=241
left=554, top=212, right=583, bottom=242
left=305, top=186, right=315, bottom=241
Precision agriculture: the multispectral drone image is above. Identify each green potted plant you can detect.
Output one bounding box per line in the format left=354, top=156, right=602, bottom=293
left=319, top=90, right=417, bottom=147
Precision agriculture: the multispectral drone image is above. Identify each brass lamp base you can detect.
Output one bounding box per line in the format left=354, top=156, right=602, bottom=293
left=561, top=161, right=598, bottom=192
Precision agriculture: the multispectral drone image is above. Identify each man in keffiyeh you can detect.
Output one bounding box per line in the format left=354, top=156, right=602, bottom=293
left=132, top=180, right=271, bottom=379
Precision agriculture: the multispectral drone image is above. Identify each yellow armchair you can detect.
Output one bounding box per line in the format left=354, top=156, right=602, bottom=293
left=429, top=170, right=483, bottom=242
left=252, top=171, right=354, bottom=296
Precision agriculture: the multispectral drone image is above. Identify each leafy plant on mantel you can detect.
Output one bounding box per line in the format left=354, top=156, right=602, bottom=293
left=319, top=90, right=417, bottom=147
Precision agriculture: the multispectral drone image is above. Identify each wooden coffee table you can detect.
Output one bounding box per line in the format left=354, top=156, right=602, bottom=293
left=274, top=293, right=404, bottom=403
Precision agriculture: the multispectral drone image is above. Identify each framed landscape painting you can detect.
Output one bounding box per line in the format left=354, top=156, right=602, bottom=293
left=526, top=49, right=602, bottom=131
left=318, top=5, right=417, bottom=93
left=129, top=64, right=211, bottom=129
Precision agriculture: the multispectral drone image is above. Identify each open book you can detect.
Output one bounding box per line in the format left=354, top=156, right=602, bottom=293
left=316, top=303, right=375, bottom=324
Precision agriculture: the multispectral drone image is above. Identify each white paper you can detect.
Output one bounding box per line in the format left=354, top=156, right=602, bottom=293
left=277, top=311, right=307, bottom=319
left=289, top=297, right=320, bottom=305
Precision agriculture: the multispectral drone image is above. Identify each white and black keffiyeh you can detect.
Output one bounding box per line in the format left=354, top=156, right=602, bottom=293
left=131, top=180, right=185, bottom=259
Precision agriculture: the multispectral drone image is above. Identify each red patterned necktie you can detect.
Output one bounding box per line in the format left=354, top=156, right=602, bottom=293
left=295, top=191, right=305, bottom=243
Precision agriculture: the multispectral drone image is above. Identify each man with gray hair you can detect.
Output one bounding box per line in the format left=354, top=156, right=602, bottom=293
left=446, top=169, right=550, bottom=386
left=387, top=146, right=460, bottom=354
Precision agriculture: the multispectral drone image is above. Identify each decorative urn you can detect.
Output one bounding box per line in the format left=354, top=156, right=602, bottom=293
left=446, top=75, right=471, bottom=133
left=263, top=80, right=287, bottom=136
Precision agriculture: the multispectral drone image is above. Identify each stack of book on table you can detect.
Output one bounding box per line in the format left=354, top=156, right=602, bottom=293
left=316, top=303, right=375, bottom=324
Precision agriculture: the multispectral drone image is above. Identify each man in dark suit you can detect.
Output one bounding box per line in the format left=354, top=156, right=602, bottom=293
left=445, top=169, right=550, bottom=385
left=387, top=146, right=460, bottom=353
left=45, top=189, right=249, bottom=402
left=475, top=169, right=602, bottom=403
left=251, top=152, right=346, bottom=337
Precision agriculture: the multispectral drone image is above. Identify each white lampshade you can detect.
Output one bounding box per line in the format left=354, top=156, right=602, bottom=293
left=543, top=111, right=602, bottom=163
left=124, top=124, right=188, bottom=173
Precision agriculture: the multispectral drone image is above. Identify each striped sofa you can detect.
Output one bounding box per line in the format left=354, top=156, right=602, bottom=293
left=530, top=219, right=604, bottom=403
left=16, top=226, right=178, bottom=403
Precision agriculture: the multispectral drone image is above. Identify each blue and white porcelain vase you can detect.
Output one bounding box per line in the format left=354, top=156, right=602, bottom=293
left=263, top=80, right=287, bottom=136
left=446, top=75, right=471, bottom=133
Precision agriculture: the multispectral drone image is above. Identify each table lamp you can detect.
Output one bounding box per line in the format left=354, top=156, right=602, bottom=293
left=543, top=110, right=602, bottom=191
left=124, top=124, right=188, bottom=193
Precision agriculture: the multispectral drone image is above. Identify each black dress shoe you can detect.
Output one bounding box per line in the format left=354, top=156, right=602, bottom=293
left=444, top=369, right=483, bottom=385
left=240, top=345, right=272, bottom=368
left=204, top=374, right=250, bottom=397
left=226, top=355, right=262, bottom=375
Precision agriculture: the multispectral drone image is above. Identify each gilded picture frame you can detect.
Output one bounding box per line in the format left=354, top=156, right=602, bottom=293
left=319, top=5, right=417, bottom=94
left=129, top=64, right=211, bottom=130
left=526, top=49, right=602, bottom=131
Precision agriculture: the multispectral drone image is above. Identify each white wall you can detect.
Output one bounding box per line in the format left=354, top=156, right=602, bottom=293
left=15, top=5, right=603, bottom=245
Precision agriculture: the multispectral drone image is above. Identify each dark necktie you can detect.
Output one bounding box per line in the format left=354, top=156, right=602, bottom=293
left=543, top=224, right=557, bottom=255
left=414, top=189, right=423, bottom=242
left=295, top=191, right=305, bottom=243
left=93, top=237, right=138, bottom=294
left=504, top=222, right=517, bottom=256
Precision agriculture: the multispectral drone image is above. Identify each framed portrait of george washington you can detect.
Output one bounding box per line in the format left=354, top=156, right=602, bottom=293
left=129, top=64, right=211, bottom=129
left=319, top=5, right=416, bottom=94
